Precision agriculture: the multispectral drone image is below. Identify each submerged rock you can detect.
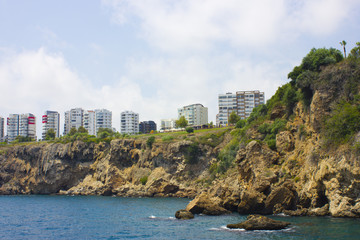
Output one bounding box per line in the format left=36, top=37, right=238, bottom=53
left=227, top=214, right=290, bottom=230
left=175, top=209, right=194, bottom=220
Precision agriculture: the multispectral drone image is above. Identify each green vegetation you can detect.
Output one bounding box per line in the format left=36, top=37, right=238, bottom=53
left=146, top=136, right=155, bottom=148
left=161, top=135, right=174, bottom=142
left=229, top=111, right=240, bottom=125
left=183, top=142, right=202, bottom=164
left=185, top=127, right=194, bottom=133
left=13, top=136, right=34, bottom=143
left=176, top=116, right=188, bottom=128
left=140, top=176, right=148, bottom=185
left=216, top=138, right=239, bottom=173
left=45, top=128, right=56, bottom=140
left=323, top=100, right=360, bottom=145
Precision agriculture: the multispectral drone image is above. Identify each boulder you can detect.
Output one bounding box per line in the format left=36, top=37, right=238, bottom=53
left=237, top=190, right=266, bottom=214
left=186, top=193, right=230, bottom=215
left=227, top=214, right=290, bottom=230
left=276, top=131, right=295, bottom=152
left=175, top=209, right=194, bottom=220
left=265, top=183, right=298, bottom=213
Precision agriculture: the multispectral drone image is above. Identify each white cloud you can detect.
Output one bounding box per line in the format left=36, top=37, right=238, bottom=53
left=102, top=0, right=359, bottom=52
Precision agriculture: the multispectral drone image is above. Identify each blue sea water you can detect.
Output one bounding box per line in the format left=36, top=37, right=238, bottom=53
left=0, top=195, right=359, bottom=239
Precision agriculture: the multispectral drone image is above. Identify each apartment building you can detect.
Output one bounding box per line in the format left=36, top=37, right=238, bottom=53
left=42, top=111, right=60, bottom=140
left=95, top=109, right=112, bottom=135
left=83, top=110, right=96, bottom=135
left=139, top=121, right=157, bottom=134
left=217, top=90, right=265, bottom=126
left=7, top=113, right=36, bottom=142
left=178, top=103, right=208, bottom=126
left=160, top=119, right=177, bottom=131
left=64, top=108, right=84, bottom=135
left=120, top=111, right=139, bottom=135
left=0, top=116, right=4, bottom=142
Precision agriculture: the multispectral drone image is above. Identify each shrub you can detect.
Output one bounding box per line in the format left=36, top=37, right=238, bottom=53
left=146, top=136, right=155, bottom=148
left=184, top=143, right=201, bottom=164
left=235, top=119, right=246, bottom=129
left=323, top=101, right=360, bottom=144
left=216, top=139, right=239, bottom=173
left=161, top=135, right=174, bottom=142
left=185, top=127, right=194, bottom=133
left=140, top=176, right=148, bottom=185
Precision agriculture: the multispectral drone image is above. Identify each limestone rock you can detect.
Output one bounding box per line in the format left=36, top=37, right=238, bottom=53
left=276, top=131, right=295, bottom=152
left=227, top=215, right=290, bottom=230
left=265, top=183, right=298, bottom=213
left=186, top=193, right=230, bottom=215
left=175, top=209, right=194, bottom=220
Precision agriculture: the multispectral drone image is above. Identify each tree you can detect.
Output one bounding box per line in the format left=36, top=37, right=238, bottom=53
left=45, top=128, right=56, bottom=140
left=176, top=116, right=188, bottom=128
left=228, top=111, right=240, bottom=125
left=69, top=127, right=77, bottom=136
left=340, top=40, right=347, bottom=58
left=77, top=126, right=88, bottom=134
left=97, top=128, right=114, bottom=139
left=146, top=136, right=155, bottom=148
left=349, top=42, right=360, bottom=60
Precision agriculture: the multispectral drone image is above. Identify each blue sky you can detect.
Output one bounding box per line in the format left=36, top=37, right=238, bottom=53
left=1, top=0, right=360, bottom=136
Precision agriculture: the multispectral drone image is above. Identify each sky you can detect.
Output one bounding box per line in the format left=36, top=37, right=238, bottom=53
left=0, top=0, right=360, bottom=137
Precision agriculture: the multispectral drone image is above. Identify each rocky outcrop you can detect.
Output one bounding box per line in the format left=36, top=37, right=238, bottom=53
left=227, top=215, right=290, bottom=230
left=175, top=209, right=194, bottom=220
left=185, top=192, right=230, bottom=215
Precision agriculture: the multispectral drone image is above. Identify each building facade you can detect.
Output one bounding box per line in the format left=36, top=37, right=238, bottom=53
left=63, top=108, right=84, bottom=135
left=83, top=110, right=96, bottom=135
left=0, top=116, right=4, bottom=142
left=95, top=109, right=112, bottom=135
left=120, top=111, right=139, bottom=135
left=42, top=111, right=60, bottom=140
left=218, top=90, right=265, bottom=126
left=178, top=103, right=208, bottom=126
left=7, top=113, right=36, bottom=142
left=139, top=121, right=157, bottom=134
left=160, top=119, right=176, bottom=131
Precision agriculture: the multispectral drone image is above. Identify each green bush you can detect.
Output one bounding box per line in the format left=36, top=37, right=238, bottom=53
left=186, top=127, right=194, bottom=133
left=216, top=139, right=239, bottom=173
left=184, top=143, right=201, bottom=164
left=323, top=101, right=360, bottom=144
left=146, top=136, right=155, bottom=148
left=235, top=119, right=246, bottom=129
left=140, top=176, right=148, bottom=185
left=266, top=139, right=277, bottom=150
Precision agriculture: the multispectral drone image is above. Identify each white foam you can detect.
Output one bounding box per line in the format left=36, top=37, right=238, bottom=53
left=149, top=215, right=156, bottom=219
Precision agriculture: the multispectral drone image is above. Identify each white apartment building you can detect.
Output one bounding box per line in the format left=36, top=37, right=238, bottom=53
left=95, top=109, right=112, bottom=135
left=217, top=90, right=265, bottom=126
left=42, top=111, right=60, bottom=140
left=120, top=111, right=139, bottom=135
left=84, top=109, right=112, bottom=136
left=160, top=118, right=177, bottom=131
left=178, top=103, right=208, bottom=126
left=64, top=108, right=84, bottom=135
left=0, top=116, right=4, bottom=142
left=7, top=113, right=36, bottom=142
left=83, top=110, right=96, bottom=135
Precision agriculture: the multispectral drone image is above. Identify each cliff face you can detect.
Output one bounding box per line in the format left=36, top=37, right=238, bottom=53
left=1, top=61, right=360, bottom=217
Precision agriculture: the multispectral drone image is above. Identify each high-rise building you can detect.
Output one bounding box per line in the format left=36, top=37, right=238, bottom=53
left=65, top=108, right=112, bottom=136
left=63, top=108, right=84, bottom=135
left=139, top=121, right=157, bottom=134
left=217, top=90, right=265, bottom=126
left=120, top=111, right=139, bottom=135
left=42, top=111, right=60, bottom=140
left=7, top=113, right=36, bottom=142
left=160, top=119, right=176, bottom=131
left=95, top=109, right=112, bottom=135
left=0, top=116, right=4, bottom=142
left=83, top=110, right=96, bottom=135
left=178, top=103, right=208, bottom=126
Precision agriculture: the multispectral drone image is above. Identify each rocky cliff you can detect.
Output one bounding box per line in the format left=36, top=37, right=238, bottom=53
left=1, top=54, right=360, bottom=218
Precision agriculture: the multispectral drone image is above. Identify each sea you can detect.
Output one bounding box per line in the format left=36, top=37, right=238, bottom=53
left=0, top=195, right=359, bottom=240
